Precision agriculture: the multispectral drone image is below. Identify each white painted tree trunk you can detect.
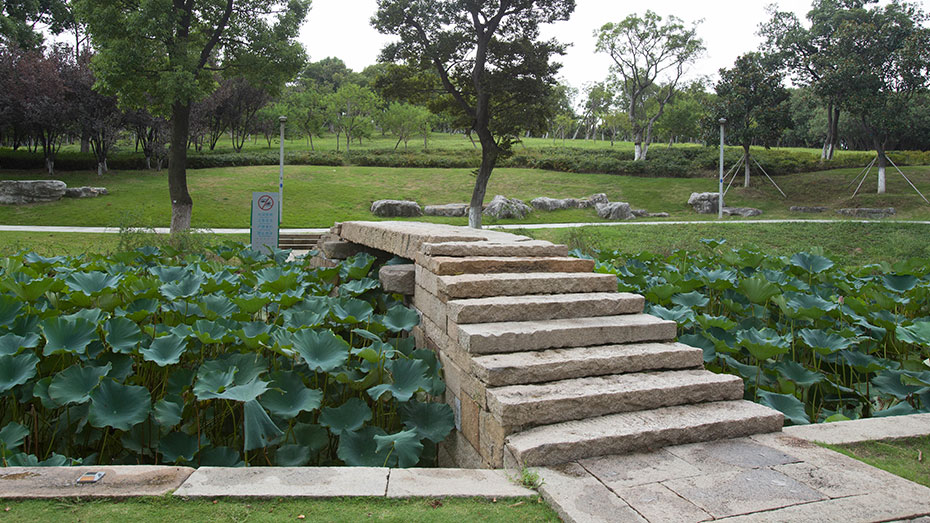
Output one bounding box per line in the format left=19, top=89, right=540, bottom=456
left=634, top=143, right=643, bottom=161
left=877, top=165, right=886, bottom=194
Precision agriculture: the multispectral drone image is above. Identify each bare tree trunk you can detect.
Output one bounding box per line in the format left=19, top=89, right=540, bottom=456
left=169, top=102, right=193, bottom=233
left=468, top=138, right=499, bottom=229
left=876, top=140, right=887, bottom=194
left=743, top=144, right=751, bottom=187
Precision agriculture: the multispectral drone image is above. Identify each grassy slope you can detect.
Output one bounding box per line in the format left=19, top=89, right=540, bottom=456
left=1, top=164, right=929, bottom=228
left=0, top=496, right=559, bottom=522
left=824, top=436, right=930, bottom=488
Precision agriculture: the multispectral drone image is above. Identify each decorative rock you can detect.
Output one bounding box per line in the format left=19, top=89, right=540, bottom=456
left=424, top=203, right=469, bottom=217
left=0, top=180, right=67, bottom=204
left=321, top=239, right=368, bottom=260
left=688, top=192, right=719, bottom=214
left=836, top=207, right=896, bottom=219
left=723, top=207, right=763, bottom=217
left=596, top=202, right=633, bottom=220
left=370, top=199, right=422, bottom=217
left=631, top=209, right=669, bottom=218
left=483, top=195, right=532, bottom=219
left=379, top=264, right=416, bottom=295
left=588, top=193, right=609, bottom=206
left=790, top=206, right=828, bottom=213
left=64, top=186, right=108, bottom=198
left=648, top=212, right=670, bottom=218
left=529, top=197, right=588, bottom=211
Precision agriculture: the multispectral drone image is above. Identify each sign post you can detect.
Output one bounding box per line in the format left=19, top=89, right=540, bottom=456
left=279, top=115, right=287, bottom=222
left=250, top=192, right=279, bottom=254
left=718, top=118, right=726, bottom=220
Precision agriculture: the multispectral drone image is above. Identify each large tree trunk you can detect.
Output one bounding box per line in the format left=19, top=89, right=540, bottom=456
left=467, top=128, right=501, bottom=229
left=743, top=144, right=751, bottom=187
left=875, top=139, right=887, bottom=194
left=821, top=104, right=840, bottom=161
left=169, top=102, right=193, bottom=233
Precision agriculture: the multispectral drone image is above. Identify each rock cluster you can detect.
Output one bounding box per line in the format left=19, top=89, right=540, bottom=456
left=789, top=206, right=828, bottom=213
left=371, top=199, right=422, bottom=217
left=0, top=180, right=109, bottom=205
left=65, top=186, right=108, bottom=198
left=424, top=203, right=469, bottom=217
left=483, top=195, right=532, bottom=219
left=688, top=192, right=763, bottom=217
left=835, top=207, right=895, bottom=219
left=596, top=202, right=633, bottom=220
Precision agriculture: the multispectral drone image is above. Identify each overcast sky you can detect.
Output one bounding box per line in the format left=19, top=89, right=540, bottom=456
left=301, top=0, right=930, bottom=93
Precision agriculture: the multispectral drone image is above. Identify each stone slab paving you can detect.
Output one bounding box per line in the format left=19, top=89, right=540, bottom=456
left=385, top=468, right=534, bottom=498
left=0, top=466, right=193, bottom=498
left=538, top=413, right=930, bottom=522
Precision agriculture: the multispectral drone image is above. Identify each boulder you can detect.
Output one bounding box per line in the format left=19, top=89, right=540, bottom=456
left=424, top=203, right=469, bottom=217
left=370, top=199, right=422, bottom=217
left=836, top=207, right=896, bottom=219
left=790, top=206, right=828, bottom=213
left=723, top=207, right=763, bottom=217
left=483, top=195, right=532, bottom=219
left=64, top=186, right=108, bottom=198
left=0, top=180, right=67, bottom=204
left=530, top=197, right=587, bottom=211
left=379, top=264, right=416, bottom=295
left=633, top=209, right=670, bottom=218
left=596, top=202, right=633, bottom=221
left=688, top=192, right=719, bottom=214
left=588, top=193, right=609, bottom=206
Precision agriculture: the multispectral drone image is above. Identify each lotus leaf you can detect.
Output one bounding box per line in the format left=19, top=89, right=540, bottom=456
left=320, top=397, right=372, bottom=434
left=103, top=317, right=143, bottom=354
left=374, top=429, right=423, bottom=468
left=255, top=266, right=299, bottom=293
left=671, top=291, right=709, bottom=308
left=293, top=423, right=329, bottom=453
left=648, top=304, right=695, bottom=325
left=118, top=298, right=160, bottom=322
left=0, top=421, right=28, bottom=454
left=897, top=321, right=930, bottom=346
left=644, top=283, right=680, bottom=303
left=283, top=309, right=326, bottom=330
left=0, top=352, right=39, bottom=394
left=789, top=252, right=834, bottom=275
left=159, top=273, right=203, bottom=300
left=0, top=332, right=40, bottom=356
left=873, top=402, right=922, bottom=417
left=243, top=399, right=283, bottom=451
left=678, top=333, right=716, bottom=363
left=275, top=444, right=311, bottom=466
left=758, top=390, right=809, bottom=425
left=200, top=446, right=244, bottom=467
left=839, top=350, right=895, bottom=373
left=737, top=328, right=790, bottom=361
left=411, top=348, right=445, bottom=396
left=3, top=277, right=56, bottom=302
left=871, top=370, right=922, bottom=400
left=259, top=371, right=323, bottom=418
left=154, top=395, right=183, bottom=427
left=292, top=329, right=350, bottom=373
left=88, top=379, right=152, bottom=431
left=159, top=432, right=199, bottom=463
left=231, top=292, right=272, bottom=314
left=0, top=294, right=23, bottom=325
left=194, top=371, right=268, bottom=402
left=340, top=254, right=375, bottom=280
left=798, top=329, right=855, bottom=355
left=48, top=363, right=111, bottom=405
left=197, top=294, right=238, bottom=320
left=882, top=274, right=918, bottom=293
left=773, top=360, right=824, bottom=388
left=381, top=305, right=420, bottom=332
left=40, top=316, right=98, bottom=356
left=340, top=278, right=381, bottom=297
left=368, top=360, right=429, bottom=402
left=142, top=334, right=188, bottom=366
left=149, top=266, right=188, bottom=283
left=738, top=275, right=781, bottom=304
left=66, top=271, right=122, bottom=296
left=331, top=299, right=374, bottom=323
left=336, top=425, right=389, bottom=466
left=400, top=401, right=454, bottom=443
left=192, top=319, right=237, bottom=344
left=30, top=377, right=55, bottom=409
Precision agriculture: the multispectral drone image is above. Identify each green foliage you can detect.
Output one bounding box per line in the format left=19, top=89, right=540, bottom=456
left=0, top=246, right=452, bottom=467
left=592, top=243, right=930, bottom=424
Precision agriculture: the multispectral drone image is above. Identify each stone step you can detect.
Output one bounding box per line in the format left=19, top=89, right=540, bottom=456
left=505, top=400, right=785, bottom=467
left=471, top=342, right=704, bottom=387
left=417, top=256, right=595, bottom=276
left=456, top=314, right=676, bottom=354
left=421, top=240, right=569, bottom=258
left=427, top=271, right=618, bottom=301
left=487, top=369, right=744, bottom=428
left=448, top=293, right=643, bottom=325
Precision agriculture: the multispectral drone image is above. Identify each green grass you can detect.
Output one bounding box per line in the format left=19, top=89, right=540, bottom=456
left=526, top=222, right=930, bottom=268
left=2, top=164, right=930, bottom=228
left=823, top=436, right=930, bottom=488
left=0, top=231, right=250, bottom=258
left=0, top=496, right=559, bottom=522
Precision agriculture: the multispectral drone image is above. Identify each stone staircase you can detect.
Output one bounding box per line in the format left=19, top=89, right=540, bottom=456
left=317, top=221, right=784, bottom=469
left=278, top=233, right=322, bottom=251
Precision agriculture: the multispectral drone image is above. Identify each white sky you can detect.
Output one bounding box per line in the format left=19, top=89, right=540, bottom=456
left=301, top=0, right=930, bottom=94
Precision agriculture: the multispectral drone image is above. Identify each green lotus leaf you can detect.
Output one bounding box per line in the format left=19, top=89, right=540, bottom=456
left=243, top=399, right=283, bottom=451
left=66, top=271, right=122, bottom=296
left=648, top=304, right=695, bottom=325
left=839, top=350, right=895, bottom=373
left=5, top=453, right=38, bottom=466
left=293, top=423, right=329, bottom=453
left=192, top=319, right=237, bottom=344
left=783, top=292, right=836, bottom=319
left=374, top=429, right=423, bottom=468
left=292, top=329, right=350, bottom=373
left=336, top=425, right=388, bottom=466
left=671, top=291, right=709, bottom=309
left=381, top=305, right=421, bottom=332
left=3, top=277, right=56, bottom=302
left=254, top=266, right=300, bottom=293
left=88, top=379, right=152, bottom=431
left=119, top=298, right=160, bottom=322
left=873, top=401, right=921, bottom=417
left=351, top=329, right=383, bottom=344
left=231, top=292, right=272, bottom=315
left=63, top=307, right=107, bottom=325
left=737, top=328, right=790, bottom=361
left=103, top=317, right=143, bottom=354
left=283, top=310, right=327, bottom=330
left=159, top=273, right=204, bottom=300
left=275, top=444, right=311, bottom=466
left=0, top=352, right=39, bottom=395
left=154, top=395, right=183, bottom=427
left=0, top=332, right=40, bottom=356
left=644, top=283, right=680, bottom=304
left=340, top=253, right=375, bottom=280
left=22, top=252, right=66, bottom=270
left=194, top=371, right=268, bottom=403
left=40, top=316, right=98, bottom=356
left=823, top=413, right=852, bottom=423
left=871, top=370, right=922, bottom=400
left=882, top=274, right=918, bottom=293
left=0, top=421, right=28, bottom=454
left=320, top=397, right=372, bottom=435
left=696, top=267, right=738, bottom=289
left=235, top=322, right=272, bottom=349
left=142, top=334, right=188, bottom=367
left=259, top=371, right=323, bottom=418
left=400, top=401, right=454, bottom=443
left=201, top=353, right=268, bottom=384
left=202, top=270, right=240, bottom=294
left=149, top=266, right=188, bottom=283
left=897, top=321, right=930, bottom=346
left=48, top=363, right=111, bottom=405
left=789, top=252, right=834, bottom=275
left=197, top=294, right=238, bottom=320
left=0, top=294, right=23, bottom=325
left=159, top=432, right=199, bottom=463
left=331, top=299, right=375, bottom=324
left=30, top=376, right=56, bottom=409
left=695, top=315, right=737, bottom=331
left=758, top=390, right=809, bottom=425
left=678, top=333, right=716, bottom=363
left=367, top=359, right=429, bottom=403
left=392, top=337, right=417, bottom=357
left=738, top=275, right=781, bottom=304
left=718, top=354, right=777, bottom=389
left=200, top=446, right=244, bottom=467
left=798, top=328, right=855, bottom=355
left=773, top=360, right=824, bottom=388
left=339, top=278, right=381, bottom=297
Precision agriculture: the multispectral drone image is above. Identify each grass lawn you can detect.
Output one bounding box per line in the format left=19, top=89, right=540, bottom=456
left=1, top=164, right=930, bottom=229
left=823, top=436, right=930, bottom=489
left=0, top=231, right=250, bottom=257
left=0, top=496, right=559, bottom=522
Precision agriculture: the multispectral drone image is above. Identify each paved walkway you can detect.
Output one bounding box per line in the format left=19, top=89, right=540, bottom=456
left=1, top=219, right=930, bottom=235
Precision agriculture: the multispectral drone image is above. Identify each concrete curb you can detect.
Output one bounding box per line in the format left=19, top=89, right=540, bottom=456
left=784, top=412, right=930, bottom=444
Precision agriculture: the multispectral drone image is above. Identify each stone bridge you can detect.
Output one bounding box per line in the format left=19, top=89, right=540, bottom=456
left=311, top=221, right=783, bottom=469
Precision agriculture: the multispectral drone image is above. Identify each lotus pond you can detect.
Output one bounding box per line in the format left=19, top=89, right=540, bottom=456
left=588, top=240, right=930, bottom=424
left=0, top=245, right=452, bottom=468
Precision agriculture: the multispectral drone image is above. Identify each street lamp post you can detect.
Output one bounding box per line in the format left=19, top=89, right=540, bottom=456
left=718, top=118, right=726, bottom=220
left=279, top=115, right=287, bottom=222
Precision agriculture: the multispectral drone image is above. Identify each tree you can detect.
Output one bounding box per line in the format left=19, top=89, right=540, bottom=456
left=713, top=53, right=791, bottom=187
left=71, top=53, right=124, bottom=175
left=286, top=85, right=327, bottom=150
left=655, top=80, right=708, bottom=146
left=300, top=57, right=362, bottom=92
left=126, top=108, right=167, bottom=170
left=595, top=11, right=703, bottom=161
left=576, top=82, right=612, bottom=140
left=1, top=0, right=67, bottom=49
left=77, top=0, right=309, bottom=232
left=381, top=102, right=432, bottom=151
left=327, top=83, right=378, bottom=154
left=223, top=77, right=271, bottom=153
left=829, top=1, right=930, bottom=193
left=374, top=0, right=575, bottom=229
left=18, top=46, right=75, bottom=174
